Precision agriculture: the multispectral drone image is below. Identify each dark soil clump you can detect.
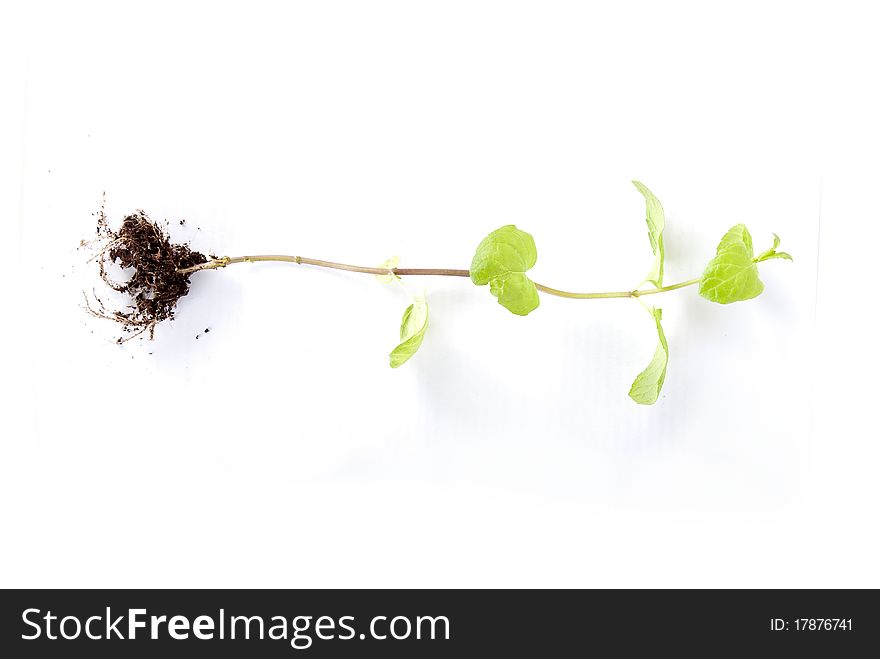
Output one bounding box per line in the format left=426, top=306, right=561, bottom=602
left=86, top=208, right=207, bottom=341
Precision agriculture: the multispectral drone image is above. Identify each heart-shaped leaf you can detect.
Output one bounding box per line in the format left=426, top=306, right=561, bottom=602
left=470, top=225, right=540, bottom=316
left=699, top=224, right=764, bottom=304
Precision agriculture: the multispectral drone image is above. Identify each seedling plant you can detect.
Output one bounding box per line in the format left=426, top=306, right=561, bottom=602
left=87, top=182, right=791, bottom=404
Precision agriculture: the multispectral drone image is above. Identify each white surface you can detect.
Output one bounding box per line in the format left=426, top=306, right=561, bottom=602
left=0, top=1, right=876, bottom=587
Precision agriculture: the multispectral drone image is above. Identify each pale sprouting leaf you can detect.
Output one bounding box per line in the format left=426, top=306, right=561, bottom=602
left=756, top=251, right=792, bottom=262
left=470, top=225, right=540, bottom=316
left=764, top=251, right=792, bottom=261
left=628, top=307, right=668, bottom=405
left=389, top=295, right=428, bottom=368
left=632, top=180, right=665, bottom=287
left=754, top=233, right=793, bottom=263
left=375, top=256, right=400, bottom=284
left=698, top=224, right=765, bottom=304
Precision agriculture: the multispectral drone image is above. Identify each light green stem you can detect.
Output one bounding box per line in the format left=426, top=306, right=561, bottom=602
left=534, top=277, right=701, bottom=299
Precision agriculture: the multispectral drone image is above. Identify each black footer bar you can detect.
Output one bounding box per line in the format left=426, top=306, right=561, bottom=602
left=1, top=589, right=874, bottom=656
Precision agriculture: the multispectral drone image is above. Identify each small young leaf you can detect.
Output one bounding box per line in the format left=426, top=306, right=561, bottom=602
left=389, top=295, right=428, bottom=368
left=754, top=233, right=793, bottom=263
left=628, top=307, right=668, bottom=405
left=698, top=224, right=765, bottom=304
left=632, top=180, right=665, bottom=287
left=375, top=256, right=400, bottom=284
left=470, top=225, right=540, bottom=316
left=757, top=251, right=793, bottom=262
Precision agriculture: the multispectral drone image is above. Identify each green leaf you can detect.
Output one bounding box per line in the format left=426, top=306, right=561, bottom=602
left=754, top=233, right=793, bottom=263
left=761, top=251, right=792, bottom=262
left=470, top=225, right=540, bottom=316
left=389, top=295, right=428, bottom=368
left=632, top=180, right=665, bottom=287
left=628, top=307, right=668, bottom=405
left=698, top=224, right=765, bottom=304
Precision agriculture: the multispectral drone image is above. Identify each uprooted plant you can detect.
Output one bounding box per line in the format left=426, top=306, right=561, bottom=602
left=86, top=181, right=792, bottom=404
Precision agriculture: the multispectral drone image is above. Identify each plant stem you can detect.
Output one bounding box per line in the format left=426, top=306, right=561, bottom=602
left=178, top=255, right=700, bottom=299
left=180, top=255, right=470, bottom=277
left=535, top=277, right=701, bottom=299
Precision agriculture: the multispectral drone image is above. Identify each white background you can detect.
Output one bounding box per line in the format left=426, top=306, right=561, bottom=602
left=1, top=1, right=877, bottom=587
